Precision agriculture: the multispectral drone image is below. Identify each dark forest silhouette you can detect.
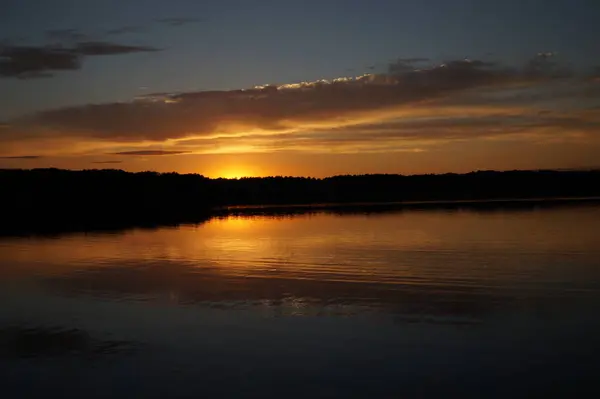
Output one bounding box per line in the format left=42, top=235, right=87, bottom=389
left=1, top=168, right=599, bottom=234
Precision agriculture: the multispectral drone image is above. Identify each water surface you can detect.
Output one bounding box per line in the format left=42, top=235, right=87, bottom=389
left=1, top=204, right=600, bottom=398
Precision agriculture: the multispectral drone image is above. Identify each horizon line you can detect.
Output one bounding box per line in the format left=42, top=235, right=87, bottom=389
left=1, top=166, right=599, bottom=180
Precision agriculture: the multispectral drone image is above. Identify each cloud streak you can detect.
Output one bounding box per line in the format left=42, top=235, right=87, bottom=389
left=112, top=150, right=189, bottom=156
left=0, top=40, right=159, bottom=79
left=155, top=17, right=201, bottom=27
left=0, top=155, right=42, bottom=159
left=74, top=41, right=158, bottom=56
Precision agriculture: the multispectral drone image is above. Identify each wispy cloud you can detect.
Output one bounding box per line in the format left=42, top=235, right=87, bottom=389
left=164, top=110, right=597, bottom=155
left=0, top=155, right=42, bottom=159
left=74, top=41, right=159, bottom=56
left=155, top=17, right=201, bottom=27
left=92, top=160, right=123, bottom=164
left=112, top=150, right=189, bottom=156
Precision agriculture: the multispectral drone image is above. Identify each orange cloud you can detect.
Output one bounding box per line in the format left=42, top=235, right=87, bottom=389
left=1, top=55, right=599, bottom=159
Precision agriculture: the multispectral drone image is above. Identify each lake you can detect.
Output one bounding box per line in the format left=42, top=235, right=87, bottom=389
left=1, top=203, right=600, bottom=398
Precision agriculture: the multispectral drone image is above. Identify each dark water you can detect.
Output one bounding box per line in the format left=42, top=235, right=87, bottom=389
left=1, top=204, right=600, bottom=398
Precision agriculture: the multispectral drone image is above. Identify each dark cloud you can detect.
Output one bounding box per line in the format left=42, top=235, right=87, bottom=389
left=0, top=39, right=159, bottom=79
left=112, top=151, right=189, bottom=156
left=156, top=17, right=201, bottom=27
left=74, top=41, right=159, bottom=56
left=0, top=45, right=81, bottom=78
left=21, top=56, right=581, bottom=141
left=523, top=52, right=571, bottom=78
left=0, top=155, right=42, bottom=159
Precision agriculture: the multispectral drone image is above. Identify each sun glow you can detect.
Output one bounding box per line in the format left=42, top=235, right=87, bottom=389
left=219, top=171, right=248, bottom=179
left=209, top=216, right=256, bottom=230
left=213, top=166, right=259, bottom=179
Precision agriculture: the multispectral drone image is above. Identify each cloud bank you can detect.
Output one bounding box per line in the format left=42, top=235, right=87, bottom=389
left=1, top=54, right=599, bottom=159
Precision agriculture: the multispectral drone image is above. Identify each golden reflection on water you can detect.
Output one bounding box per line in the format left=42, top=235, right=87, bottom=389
left=2, top=205, right=600, bottom=399
left=1, top=205, right=599, bottom=287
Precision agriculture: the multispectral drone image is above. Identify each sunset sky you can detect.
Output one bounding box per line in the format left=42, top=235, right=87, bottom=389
left=1, top=0, right=599, bottom=178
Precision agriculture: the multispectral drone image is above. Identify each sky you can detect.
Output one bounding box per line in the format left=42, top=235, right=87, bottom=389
left=1, top=0, right=599, bottom=178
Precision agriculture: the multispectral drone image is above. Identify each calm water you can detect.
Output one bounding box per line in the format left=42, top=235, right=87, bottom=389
left=1, top=204, right=600, bottom=398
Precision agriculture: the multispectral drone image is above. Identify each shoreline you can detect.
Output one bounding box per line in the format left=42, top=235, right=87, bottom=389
left=2, top=196, right=599, bottom=238
left=219, top=196, right=600, bottom=212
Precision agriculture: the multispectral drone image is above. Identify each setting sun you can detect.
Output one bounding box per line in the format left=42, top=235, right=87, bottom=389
left=219, top=171, right=250, bottom=179
left=212, top=166, right=260, bottom=179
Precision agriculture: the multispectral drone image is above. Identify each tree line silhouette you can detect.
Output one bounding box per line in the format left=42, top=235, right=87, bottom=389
left=1, top=168, right=599, bottom=233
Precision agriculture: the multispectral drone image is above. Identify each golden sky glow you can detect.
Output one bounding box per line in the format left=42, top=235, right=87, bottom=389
left=1, top=56, right=600, bottom=176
